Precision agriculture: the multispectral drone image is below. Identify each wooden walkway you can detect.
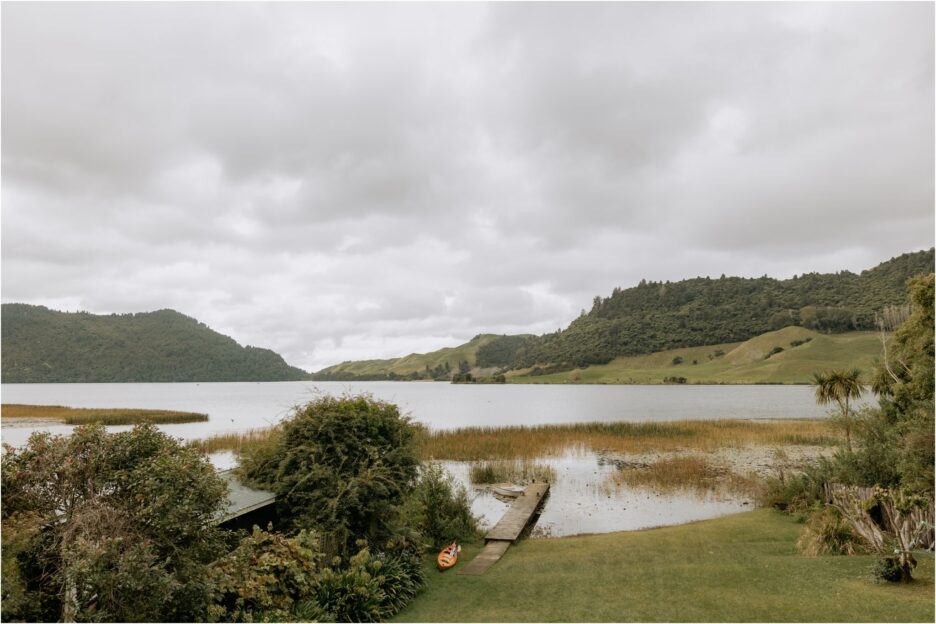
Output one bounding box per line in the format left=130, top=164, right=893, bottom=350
left=458, top=482, right=549, bottom=576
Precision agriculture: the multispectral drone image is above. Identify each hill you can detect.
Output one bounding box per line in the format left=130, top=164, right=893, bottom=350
left=509, top=326, right=883, bottom=384
left=312, top=334, right=519, bottom=380
left=1, top=305, right=309, bottom=383
left=493, top=248, right=934, bottom=370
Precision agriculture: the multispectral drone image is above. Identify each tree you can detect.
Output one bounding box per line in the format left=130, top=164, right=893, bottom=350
left=241, top=395, right=420, bottom=555
left=1, top=424, right=228, bottom=622
left=812, top=368, right=864, bottom=452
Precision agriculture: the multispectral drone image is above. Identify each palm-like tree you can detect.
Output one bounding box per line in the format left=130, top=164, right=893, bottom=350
left=812, top=368, right=864, bottom=452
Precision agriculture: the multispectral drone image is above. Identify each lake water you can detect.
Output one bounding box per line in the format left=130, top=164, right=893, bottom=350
left=443, top=451, right=751, bottom=537
left=0, top=380, right=849, bottom=448
left=2, top=381, right=847, bottom=537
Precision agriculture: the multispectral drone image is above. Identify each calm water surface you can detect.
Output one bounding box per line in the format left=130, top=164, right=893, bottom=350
left=3, top=382, right=849, bottom=537
left=0, top=381, right=849, bottom=448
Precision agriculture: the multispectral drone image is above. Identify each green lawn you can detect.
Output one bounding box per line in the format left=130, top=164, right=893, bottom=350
left=395, top=509, right=934, bottom=622
left=510, top=328, right=884, bottom=385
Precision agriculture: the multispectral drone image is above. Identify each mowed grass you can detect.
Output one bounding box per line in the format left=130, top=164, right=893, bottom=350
left=420, top=419, right=839, bottom=460
left=394, top=509, right=934, bottom=622
left=510, top=327, right=883, bottom=385
left=0, top=403, right=208, bottom=425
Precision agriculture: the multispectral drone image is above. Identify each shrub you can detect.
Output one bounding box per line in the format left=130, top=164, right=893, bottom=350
left=208, top=527, right=321, bottom=622
left=796, top=507, right=867, bottom=555
left=314, top=547, right=423, bottom=622
left=871, top=556, right=914, bottom=583
left=671, top=356, right=683, bottom=365
left=762, top=461, right=833, bottom=515
left=240, top=395, right=420, bottom=554
left=400, top=463, right=480, bottom=549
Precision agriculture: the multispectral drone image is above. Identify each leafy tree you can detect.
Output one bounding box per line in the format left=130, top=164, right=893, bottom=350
left=1, top=424, right=228, bottom=622
left=241, top=395, right=420, bottom=554
left=812, top=368, right=864, bottom=452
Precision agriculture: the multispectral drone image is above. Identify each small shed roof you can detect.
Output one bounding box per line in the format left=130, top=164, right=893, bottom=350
left=215, top=469, right=276, bottom=525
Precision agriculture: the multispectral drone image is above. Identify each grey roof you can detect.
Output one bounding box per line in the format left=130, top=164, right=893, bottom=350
left=215, top=469, right=276, bottom=524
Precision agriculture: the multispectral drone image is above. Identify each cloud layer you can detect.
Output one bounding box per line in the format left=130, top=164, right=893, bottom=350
left=3, top=2, right=933, bottom=371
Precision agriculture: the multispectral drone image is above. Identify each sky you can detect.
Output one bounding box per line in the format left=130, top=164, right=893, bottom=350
left=2, top=2, right=934, bottom=372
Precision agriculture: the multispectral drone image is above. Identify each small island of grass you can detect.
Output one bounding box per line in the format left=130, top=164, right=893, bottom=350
left=1, top=403, right=209, bottom=426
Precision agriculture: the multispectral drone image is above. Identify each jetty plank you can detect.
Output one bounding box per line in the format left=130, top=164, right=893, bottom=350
left=457, top=482, right=550, bottom=576
left=484, top=482, right=549, bottom=541
left=457, top=540, right=510, bottom=576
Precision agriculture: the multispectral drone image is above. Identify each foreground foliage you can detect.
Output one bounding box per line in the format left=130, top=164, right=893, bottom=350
left=770, top=273, right=935, bottom=582
left=1, top=424, right=228, bottom=622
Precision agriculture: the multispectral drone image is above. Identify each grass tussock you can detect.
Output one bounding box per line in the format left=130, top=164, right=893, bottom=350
left=419, top=419, right=838, bottom=461
left=1, top=404, right=208, bottom=425
left=604, top=456, right=760, bottom=496
left=188, top=427, right=281, bottom=455
left=468, top=459, right=556, bottom=485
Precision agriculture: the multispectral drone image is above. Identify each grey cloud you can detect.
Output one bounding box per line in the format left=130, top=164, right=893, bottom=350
left=2, top=2, right=932, bottom=371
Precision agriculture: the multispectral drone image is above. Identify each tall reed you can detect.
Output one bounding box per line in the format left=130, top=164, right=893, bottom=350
left=419, top=419, right=838, bottom=461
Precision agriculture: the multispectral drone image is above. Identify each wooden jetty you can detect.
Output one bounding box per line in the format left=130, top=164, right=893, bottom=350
left=458, top=482, right=549, bottom=576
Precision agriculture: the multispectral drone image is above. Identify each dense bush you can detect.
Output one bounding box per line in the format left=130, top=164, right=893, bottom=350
left=241, top=395, right=420, bottom=554
left=400, top=463, right=480, bottom=549
left=315, top=547, right=423, bottom=622
left=871, top=555, right=915, bottom=583
left=208, top=527, right=322, bottom=622
left=1, top=424, right=227, bottom=622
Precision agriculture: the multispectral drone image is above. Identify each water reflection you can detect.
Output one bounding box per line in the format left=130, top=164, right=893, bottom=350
left=442, top=450, right=752, bottom=537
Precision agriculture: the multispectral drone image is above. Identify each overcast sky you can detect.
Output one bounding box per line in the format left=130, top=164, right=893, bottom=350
left=2, top=2, right=933, bottom=372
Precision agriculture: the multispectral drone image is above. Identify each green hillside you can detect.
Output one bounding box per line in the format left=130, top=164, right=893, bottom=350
left=1, top=305, right=309, bottom=383
left=510, top=327, right=884, bottom=384
left=313, top=334, right=506, bottom=380
left=487, top=249, right=934, bottom=370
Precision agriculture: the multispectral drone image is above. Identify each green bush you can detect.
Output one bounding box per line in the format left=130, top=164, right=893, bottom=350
left=208, top=527, right=321, bottom=622
left=314, top=547, right=423, bottom=622
left=240, top=394, right=420, bottom=554
left=762, top=461, right=832, bottom=515
left=870, top=556, right=914, bottom=583
left=400, top=463, right=480, bottom=549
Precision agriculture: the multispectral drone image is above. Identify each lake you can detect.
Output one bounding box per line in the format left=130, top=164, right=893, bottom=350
left=2, top=381, right=852, bottom=536
left=0, top=381, right=852, bottom=448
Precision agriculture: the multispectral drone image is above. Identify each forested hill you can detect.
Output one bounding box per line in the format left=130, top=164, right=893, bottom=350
left=479, top=248, right=935, bottom=370
left=1, top=305, right=310, bottom=383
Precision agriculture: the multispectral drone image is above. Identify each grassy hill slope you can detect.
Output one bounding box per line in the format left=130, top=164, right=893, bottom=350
left=313, top=334, right=502, bottom=379
left=509, top=248, right=933, bottom=369
left=510, top=327, right=883, bottom=384
left=1, top=304, right=309, bottom=383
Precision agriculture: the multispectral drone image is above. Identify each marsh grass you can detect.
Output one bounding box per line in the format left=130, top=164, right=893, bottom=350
left=420, top=419, right=839, bottom=461
left=0, top=404, right=208, bottom=425
left=187, top=427, right=281, bottom=455
left=468, top=459, right=556, bottom=484
left=174, top=418, right=838, bottom=463
left=603, top=456, right=761, bottom=497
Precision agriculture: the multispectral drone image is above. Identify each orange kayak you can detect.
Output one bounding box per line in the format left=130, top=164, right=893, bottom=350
left=437, top=541, right=459, bottom=571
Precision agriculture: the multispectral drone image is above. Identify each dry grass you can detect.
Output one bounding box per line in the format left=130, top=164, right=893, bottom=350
left=468, top=459, right=557, bottom=484
left=167, top=418, right=838, bottom=464
left=0, top=404, right=208, bottom=425
left=419, top=419, right=839, bottom=461
left=187, top=427, right=281, bottom=455
left=603, top=456, right=761, bottom=497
